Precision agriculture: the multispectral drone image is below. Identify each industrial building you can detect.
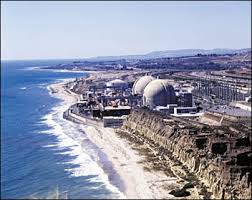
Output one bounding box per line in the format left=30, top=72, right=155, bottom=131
left=67, top=73, right=250, bottom=128
left=106, top=79, right=128, bottom=93
left=70, top=78, right=140, bottom=128
left=132, top=75, right=198, bottom=116
left=155, top=104, right=178, bottom=114
left=68, top=75, right=202, bottom=128
left=176, top=91, right=193, bottom=107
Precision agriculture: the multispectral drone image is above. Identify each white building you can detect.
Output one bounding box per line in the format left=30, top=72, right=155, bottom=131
left=106, top=79, right=128, bottom=92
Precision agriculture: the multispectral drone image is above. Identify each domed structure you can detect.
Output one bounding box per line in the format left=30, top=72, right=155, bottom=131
left=143, top=79, right=176, bottom=108
left=106, top=79, right=128, bottom=90
left=132, top=75, right=155, bottom=95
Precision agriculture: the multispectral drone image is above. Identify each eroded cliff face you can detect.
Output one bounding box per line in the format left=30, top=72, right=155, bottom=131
left=119, top=108, right=252, bottom=199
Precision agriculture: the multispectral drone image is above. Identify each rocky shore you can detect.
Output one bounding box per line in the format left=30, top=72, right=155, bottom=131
left=118, top=108, right=251, bottom=199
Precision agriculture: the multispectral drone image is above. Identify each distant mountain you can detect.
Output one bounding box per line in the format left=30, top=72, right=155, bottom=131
left=86, top=48, right=251, bottom=61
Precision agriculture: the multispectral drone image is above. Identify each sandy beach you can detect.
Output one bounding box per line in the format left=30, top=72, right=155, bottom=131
left=47, top=79, right=180, bottom=199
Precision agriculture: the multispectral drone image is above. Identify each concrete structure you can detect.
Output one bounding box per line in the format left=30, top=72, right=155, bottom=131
left=155, top=104, right=177, bottom=114
left=245, top=95, right=251, bottom=102
left=155, top=104, right=202, bottom=118
left=102, top=106, right=131, bottom=117
left=171, top=112, right=204, bottom=118
left=86, top=91, right=94, bottom=99
left=231, top=101, right=251, bottom=111
left=209, top=105, right=251, bottom=116
left=69, top=103, right=131, bottom=128
left=155, top=104, right=202, bottom=117
left=106, top=79, right=128, bottom=92
left=103, top=116, right=126, bottom=128
left=143, top=79, right=176, bottom=109
left=96, top=95, right=141, bottom=108
left=176, top=91, right=193, bottom=107
left=199, top=104, right=251, bottom=126
left=102, top=106, right=130, bottom=127
left=235, top=101, right=251, bottom=112
left=171, top=112, right=204, bottom=117
left=173, top=106, right=197, bottom=115
left=132, top=75, right=155, bottom=95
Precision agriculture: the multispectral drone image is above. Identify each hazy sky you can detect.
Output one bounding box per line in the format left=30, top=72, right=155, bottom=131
left=1, top=1, right=251, bottom=60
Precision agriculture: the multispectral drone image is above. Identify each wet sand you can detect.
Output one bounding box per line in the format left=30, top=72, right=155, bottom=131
left=48, top=79, right=178, bottom=199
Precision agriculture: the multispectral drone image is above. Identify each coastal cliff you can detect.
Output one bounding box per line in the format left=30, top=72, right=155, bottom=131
left=118, top=108, right=252, bottom=199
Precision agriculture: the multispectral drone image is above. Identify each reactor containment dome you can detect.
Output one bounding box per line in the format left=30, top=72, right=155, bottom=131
left=143, top=79, right=176, bottom=109
left=132, top=75, right=155, bottom=95
left=106, top=79, right=128, bottom=91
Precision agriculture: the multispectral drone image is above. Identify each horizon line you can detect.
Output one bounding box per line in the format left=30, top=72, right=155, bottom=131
left=2, top=47, right=251, bottom=62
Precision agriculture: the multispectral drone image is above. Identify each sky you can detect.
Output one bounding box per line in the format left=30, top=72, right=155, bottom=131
left=1, top=1, right=251, bottom=60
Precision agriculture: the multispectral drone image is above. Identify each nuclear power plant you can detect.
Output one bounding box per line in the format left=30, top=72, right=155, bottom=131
left=64, top=74, right=203, bottom=128
left=62, top=69, right=251, bottom=200
left=132, top=75, right=198, bottom=116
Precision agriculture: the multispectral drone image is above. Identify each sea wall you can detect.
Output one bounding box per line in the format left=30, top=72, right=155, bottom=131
left=119, top=108, right=251, bottom=199
left=63, top=109, right=103, bottom=127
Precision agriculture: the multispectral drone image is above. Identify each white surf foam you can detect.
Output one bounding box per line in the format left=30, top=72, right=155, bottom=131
left=39, top=101, right=126, bottom=199
left=24, top=66, right=88, bottom=73
left=22, top=66, right=44, bottom=71
left=37, top=83, right=49, bottom=89
left=43, top=144, right=57, bottom=148
left=55, top=78, right=76, bottom=83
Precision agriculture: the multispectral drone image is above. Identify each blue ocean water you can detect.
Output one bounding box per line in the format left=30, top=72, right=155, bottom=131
left=1, top=60, right=125, bottom=199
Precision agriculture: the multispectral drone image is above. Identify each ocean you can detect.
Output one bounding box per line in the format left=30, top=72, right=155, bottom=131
left=1, top=60, right=125, bottom=199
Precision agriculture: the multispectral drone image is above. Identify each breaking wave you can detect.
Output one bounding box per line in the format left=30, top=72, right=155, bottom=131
left=39, top=99, right=125, bottom=198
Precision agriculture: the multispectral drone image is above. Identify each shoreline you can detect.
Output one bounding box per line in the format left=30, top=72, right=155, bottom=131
left=25, top=66, right=101, bottom=74
left=48, top=78, right=178, bottom=199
